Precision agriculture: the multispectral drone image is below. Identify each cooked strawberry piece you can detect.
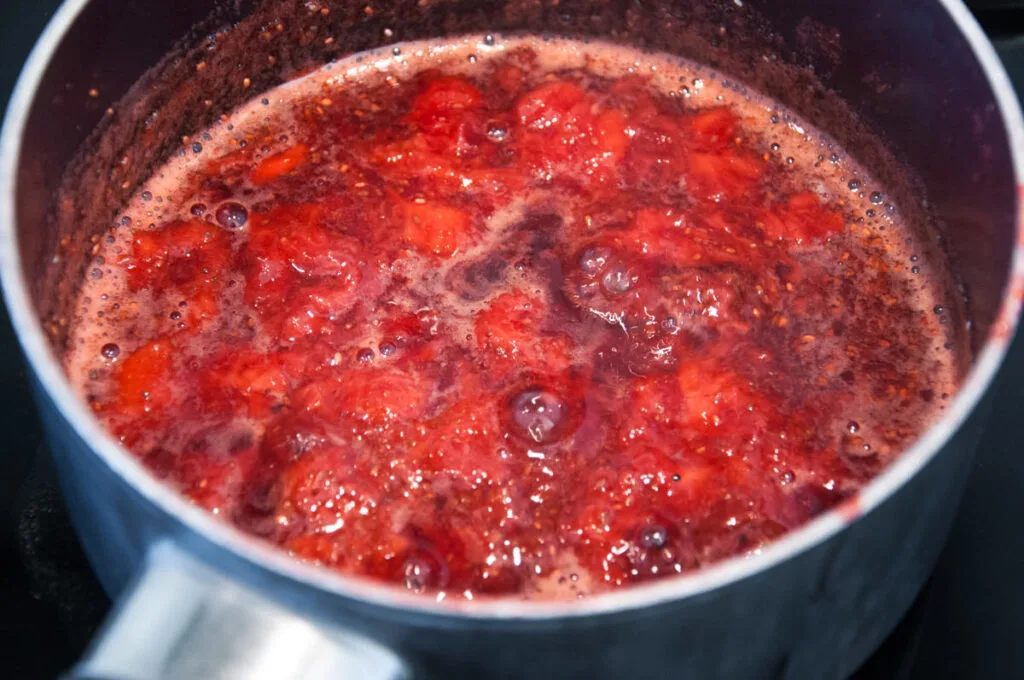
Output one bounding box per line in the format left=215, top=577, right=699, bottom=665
left=582, top=108, right=630, bottom=187
left=203, top=355, right=283, bottom=404
left=198, top=349, right=295, bottom=418
left=593, top=109, right=629, bottom=158
left=292, top=281, right=360, bottom=317
left=473, top=291, right=575, bottom=377
left=513, top=84, right=633, bottom=194
left=123, top=220, right=231, bottom=292
left=571, top=451, right=786, bottom=587
left=676, top=356, right=771, bottom=433
left=574, top=512, right=699, bottom=587
left=513, top=81, right=606, bottom=183
left=515, top=80, right=588, bottom=131
left=407, top=77, right=483, bottom=134
left=296, top=367, right=432, bottom=425
left=371, top=133, right=522, bottom=205
left=375, top=525, right=473, bottom=593
left=260, top=413, right=357, bottom=473
left=251, top=144, right=310, bottom=184
left=678, top=357, right=740, bottom=428
left=687, top=211, right=766, bottom=265
left=611, top=209, right=744, bottom=269
left=415, top=76, right=483, bottom=110
left=401, top=200, right=471, bottom=257
left=620, top=322, right=684, bottom=375
left=115, top=339, right=173, bottom=415
left=276, top=445, right=349, bottom=509
left=129, top=229, right=165, bottom=261
left=419, top=397, right=505, bottom=480
left=687, top=150, right=764, bottom=200
left=275, top=227, right=361, bottom=281
left=659, top=266, right=749, bottom=331
left=277, top=279, right=362, bottom=341
left=568, top=451, right=717, bottom=584
left=460, top=167, right=527, bottom=199
left=177, top=441, right=259, bottom=514
left=286, top=533, right=347, bottom=566
left=688, top=107, right=739, bottom=150
left=623, top=113, right=687, bottom=194
left=609, top=375, right=688, bottom=451
left=474, top=291, right=543, bottom=359
left=203, top=147, right=252, bottom=177
left=620, top=208, right=687, bottom=256
left=626, top=375, right=685, bottom=431
left=245, top=203, right=363, bottom=312
left=760, top=192, right=846, bottom=243
left=530, top=334, right=575, bottom=375
left=183, top=288, right=219, bottom=333
left=373, top=134, right=461, bottom=184
left=275, top=444, right=381, bottom=531
left=378, top=308, right=440, bottom=348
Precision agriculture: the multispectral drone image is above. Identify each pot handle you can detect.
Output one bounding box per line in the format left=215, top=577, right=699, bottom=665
left=64, top=541, right=409, bottom=680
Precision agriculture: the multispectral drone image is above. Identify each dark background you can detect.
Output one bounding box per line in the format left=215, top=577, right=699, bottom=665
left=0, top=2, right=1022, bottom=678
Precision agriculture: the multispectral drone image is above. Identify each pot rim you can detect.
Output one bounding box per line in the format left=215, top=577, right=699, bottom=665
left=2, top=0, right=1022, bottom=621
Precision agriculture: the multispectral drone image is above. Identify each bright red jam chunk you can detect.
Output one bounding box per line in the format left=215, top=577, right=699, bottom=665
left=73, top=42, right=954, bottom=599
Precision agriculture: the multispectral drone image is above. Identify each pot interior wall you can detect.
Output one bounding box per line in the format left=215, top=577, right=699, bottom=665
left=16, top=1, right=1009, bottom=377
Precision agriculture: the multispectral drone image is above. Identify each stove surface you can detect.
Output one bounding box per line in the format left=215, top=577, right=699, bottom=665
left=1, top=2, right=1023, bottom=678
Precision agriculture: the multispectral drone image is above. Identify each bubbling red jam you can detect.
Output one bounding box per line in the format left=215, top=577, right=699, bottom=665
left=68, top=37, right=958, bottom=600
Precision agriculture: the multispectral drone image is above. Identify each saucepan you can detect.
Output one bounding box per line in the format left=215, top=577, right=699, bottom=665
left=2, top=0, right=1022, bottom=677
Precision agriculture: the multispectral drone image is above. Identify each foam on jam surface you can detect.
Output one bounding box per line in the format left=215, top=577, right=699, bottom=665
left=67, top=36, right=958, bottom=600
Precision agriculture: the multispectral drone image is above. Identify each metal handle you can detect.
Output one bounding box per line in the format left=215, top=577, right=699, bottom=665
left=64, top=541, right=408, bottom=680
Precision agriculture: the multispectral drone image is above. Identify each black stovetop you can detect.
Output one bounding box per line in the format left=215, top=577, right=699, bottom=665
left=2, top=2, right=1024, bottom=678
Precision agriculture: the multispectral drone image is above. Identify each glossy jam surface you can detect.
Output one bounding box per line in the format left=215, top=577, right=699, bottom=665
left=68, top=38, right=957, bottom=600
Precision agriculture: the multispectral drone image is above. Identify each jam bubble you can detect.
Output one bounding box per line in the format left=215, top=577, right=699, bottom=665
left=215, top=202, right=249, bottom=230
left=509, top=388, right=570, bottom=444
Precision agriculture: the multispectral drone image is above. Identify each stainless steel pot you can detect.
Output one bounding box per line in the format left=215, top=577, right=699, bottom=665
left=3, top=1, right=1022, bottom=678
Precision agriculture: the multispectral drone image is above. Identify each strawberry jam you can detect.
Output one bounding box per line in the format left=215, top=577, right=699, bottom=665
left=68, top=37, right=960, bottom=599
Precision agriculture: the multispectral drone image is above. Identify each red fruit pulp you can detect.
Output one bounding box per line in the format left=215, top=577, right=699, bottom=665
left=69, top=37, right=959, bottom=600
